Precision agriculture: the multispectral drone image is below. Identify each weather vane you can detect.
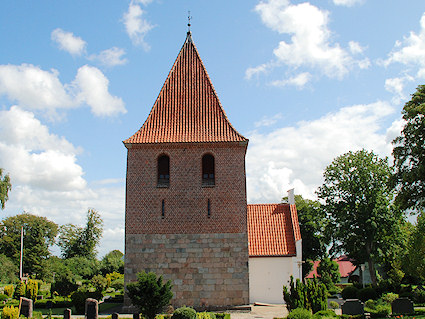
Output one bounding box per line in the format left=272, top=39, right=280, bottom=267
left=188, top=11, right=192, bottom=32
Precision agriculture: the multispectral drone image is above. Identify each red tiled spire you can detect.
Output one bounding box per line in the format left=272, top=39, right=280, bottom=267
left=247, top=203, right=301, bottom=257
left=124, top=32, right=248, bottom=146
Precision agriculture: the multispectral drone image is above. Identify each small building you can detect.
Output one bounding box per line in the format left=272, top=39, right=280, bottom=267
left=247, top=194, right=302, bottom=304
left=306, top=255, right=357, bottom=283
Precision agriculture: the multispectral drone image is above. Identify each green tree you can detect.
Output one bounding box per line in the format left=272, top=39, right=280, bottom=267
left=392, top=85, right=425, bottom=211
left=0, top=168, right=11, bottom=210
left=127, top=271, right=173, bottom=319
left=0, top=254, right=18, bottom=283
left=64, top=256, right=100, bottom=280
left=403, top=211, right=425, bottom=281
left=0, top=213, right=58, bottom=277
left=100, top=250, right=124, bottom=275
left=283, top=195, right=328, bottom=277
left=317, top=149, right=403, bottom=286
left=58, top=209, right=103, bottom=258
left=51, top=270, right=79, bottom=297
left=316, top=257, right=340, bottom=290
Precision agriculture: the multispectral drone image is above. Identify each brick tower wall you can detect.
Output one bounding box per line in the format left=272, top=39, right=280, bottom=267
left=124, top=142, right=249, bottom=309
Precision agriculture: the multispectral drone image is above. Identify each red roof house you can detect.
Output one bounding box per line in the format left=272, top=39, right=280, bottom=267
left=306, top=255, right=357, bottom=282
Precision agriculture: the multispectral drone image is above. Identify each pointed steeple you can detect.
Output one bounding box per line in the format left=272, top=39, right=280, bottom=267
left=124, top=33, right=248, bottom=146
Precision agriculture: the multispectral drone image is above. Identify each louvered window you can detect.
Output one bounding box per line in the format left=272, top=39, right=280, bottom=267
left=202, top=154, right=215, bottom=186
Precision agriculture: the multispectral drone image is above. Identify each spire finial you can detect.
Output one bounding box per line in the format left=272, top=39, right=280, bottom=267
left=187, top=11, right=192, bottom=33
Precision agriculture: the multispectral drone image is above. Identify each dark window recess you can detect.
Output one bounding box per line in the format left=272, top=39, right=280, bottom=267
left=161, top=199, right=165, bottom=218
left=158, top=155, right=170, bottom=187
left=207, top=199, right=211, bottom=217
left=202, top=154, right=215, bottom=186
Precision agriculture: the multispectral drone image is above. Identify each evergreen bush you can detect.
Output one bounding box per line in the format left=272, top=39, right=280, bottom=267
left=3, top=285, right=14, bottom=298
left=283, top=276, right=327, bottom=313
left=287, top=308, right=313, bottom=319
left=380, top=293, right=399, bottom=305
left=341, top=286, right=359, bottom=300
left=127, top=271, right=173, bottom=319
left=172, top=306, right=197, bottom=319
left=196, top=312, right=216, bottom=319
left=0, top=293, right=9, bottom=301
left=13, top=281, right=26, bottom=299
left=1, top=306, right=19, bottom=319
left=328, top=301, right=339, bottom=309
left=26, top=279, right=39, bottom=300
left=70, top=287, right=102, bottom=314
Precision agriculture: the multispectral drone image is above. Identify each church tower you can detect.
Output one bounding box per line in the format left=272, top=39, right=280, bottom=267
left=123, top=31, right=249, bottom=308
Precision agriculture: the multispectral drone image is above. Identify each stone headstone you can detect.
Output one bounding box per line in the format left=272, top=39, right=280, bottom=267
left=85, top=298, right=99, bottom=319
left=342, top=299, right=364, bottom=316
left=112, top=312, right=119, bottom=319
left=392, top=298, right=414, bottom=315
left=19, top=297, right=33, bottom=318
left=133, top=313, right=140, bottom=319
left=64, top=308, right=72, bottom=319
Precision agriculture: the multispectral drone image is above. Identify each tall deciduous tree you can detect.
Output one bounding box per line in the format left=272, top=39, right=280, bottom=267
left=58, top=209, right=103, bottom=258
left=283, top=195, right=328, bottom=277
left=317, top=149, right=403, bottom=286
left=0, top=168, right=11, bottom=210
left=392, top=85, right=425, bottom=211
left=403, top=211, right=425, bottom=281
left=0, top=213, right=58, bottom=277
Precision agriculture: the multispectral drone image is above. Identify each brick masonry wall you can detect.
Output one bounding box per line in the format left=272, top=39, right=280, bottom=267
left=125, top=232, right=249, bottom=308
left=124, top=142, right=249, bottom=309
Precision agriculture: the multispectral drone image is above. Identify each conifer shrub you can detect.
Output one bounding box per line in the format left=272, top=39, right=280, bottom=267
left=172, top=306, right=197, bottom=319
left=341, top=286, right=359, bottom=300
left=312, top=310, right=337, bottom=319
left=26, top=279, right=39, bottom=300
left=4, top=285, right=14, bottom=298
left=380, top=292, right=399, bottom=305
left=1, top=306, right=19, bottom=319
left=0, top=293, right=8, bottom=301
left=127, top=271, right=173, bottom=319
left=13, top=281, right=26, bottom=299
left=283, top=276, right=327, bottom=314
left=287, top=308, right=312, bottom=319
left=196, top=312, right=216, bottom=319
left=328, top=301, right=339, bottom=309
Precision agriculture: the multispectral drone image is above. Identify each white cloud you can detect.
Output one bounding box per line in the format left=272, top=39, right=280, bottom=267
left=0, top=106, right=125, bottom=257
left=246, top=101, right=397, bottom=203
left=51, top=28, right=87, bottom=56
left=73, top=65, right=126, bottom=117
left=255, top=0, right=359, bottom=78
left=255, top=113, right=284, bottom=128
left=245, top=63, right=271, bottom=80
left=0, top=63, right=126, bottom=118
left=384, top=13, right=425, bottom=77
left=333, top=0, right=364, bottom=7
left=270, top=72, right=312, bottom=88
left=385, top=75, right=414, bottom=104
left=0, top=64, right=74, bottom=111
left=123, top=1, right=154, bottom=50
left=349, top=41, right=365, bottom=55
left=89, top=47, right=128, bottom=67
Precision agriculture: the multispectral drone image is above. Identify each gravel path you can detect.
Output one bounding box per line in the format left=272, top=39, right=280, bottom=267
left=228, top=304, right=288, bottom=319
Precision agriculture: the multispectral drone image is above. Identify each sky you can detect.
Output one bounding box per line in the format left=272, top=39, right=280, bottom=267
left=1, top=0, right=425, bottom=258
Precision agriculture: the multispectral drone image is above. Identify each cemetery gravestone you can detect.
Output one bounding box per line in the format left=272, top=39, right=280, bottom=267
left=342, top=299, right=364, bottom=316
left=85, top=298, right=99, bottom=319
left=112, top=312, right=119, bottom=319
left=392, top=298, right=414, bottom=315
left=64, top=308, right=72, bottom=319
left=133, top=313, right=140, bottom=319
left=19, top=297, right=33, bottom=318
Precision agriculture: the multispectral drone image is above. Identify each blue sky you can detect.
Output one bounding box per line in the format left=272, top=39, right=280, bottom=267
left=1, top=0, right=425, bottom=257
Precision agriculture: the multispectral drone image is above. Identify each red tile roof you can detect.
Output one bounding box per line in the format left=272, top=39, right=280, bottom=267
left=247, top=203, right=301, bottom=257
left=306, top=255, right=357, bottom=279
left=124, top=32, right=248, bottom=146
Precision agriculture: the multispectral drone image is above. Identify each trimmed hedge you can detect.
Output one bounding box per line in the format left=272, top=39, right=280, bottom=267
left=287, top=308, right=313, bottom=319
left=173, top=307, right=197, bottom=319
left=341, top=286, right=359, bottom=300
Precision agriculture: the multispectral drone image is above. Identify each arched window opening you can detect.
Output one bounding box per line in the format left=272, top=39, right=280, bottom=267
left=202, top=154, right=215, bottom=186
left=158, top=155, right=170, bottom=187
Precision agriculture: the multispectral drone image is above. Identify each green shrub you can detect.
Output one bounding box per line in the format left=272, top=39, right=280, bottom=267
left=0, top=293, right=9, bottom=302
left=341, top=286, right=359, bottom=300
left=91, top=274, right=107, bottom=294
left=26, top=279, right=39, bottom=300
left=358, top=287, right=377, bottom=302
left=14, top=281, right=26, bottom=299
left=110, top=278, right=124, bottom=291
left=364, top=304, right=390, bottom=318
left=70, top=287, right=102, bottom=314
left=33, top=311, right=43, bottom=319
left=414, top=287, right=425, bottom=304
left=283, top=276, right=327, bottom=313
left=287, top=308, right=313, bottom=319
left=127, top=271, right=173, bottom=319
left=51, top=271, right=79, bottom=297
left=1, top=306, right=19, bottom=319
left=380, top=292, right=399, bottom=305
left=3, top=285, right=14, bottom=298
left=312, top=310, right=337, bottom=318
left=173, top=306, right=197, bottom=319
left=328, top=301, right=339, bottom=309
left=196, top=312, right=216, bottom=319
left=214, top=314, right=230, bottom=319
